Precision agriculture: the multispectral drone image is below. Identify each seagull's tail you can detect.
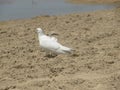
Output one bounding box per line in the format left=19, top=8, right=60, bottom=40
left=60, top=45, right=74, bottom=54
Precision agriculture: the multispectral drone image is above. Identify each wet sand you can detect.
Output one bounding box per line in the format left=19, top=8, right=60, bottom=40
left=68, top=0, right=120, bottom=3
left=0, top=8, right=120, bottom=90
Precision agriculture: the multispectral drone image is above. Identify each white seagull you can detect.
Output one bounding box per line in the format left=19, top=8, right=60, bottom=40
left=37, top=28, right=73, bottom=56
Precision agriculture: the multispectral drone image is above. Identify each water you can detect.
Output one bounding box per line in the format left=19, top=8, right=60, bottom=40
left=0, top=0, right=118, bottom=21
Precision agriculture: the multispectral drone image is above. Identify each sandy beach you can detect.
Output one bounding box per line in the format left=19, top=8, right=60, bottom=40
left=0, top=7, right=120, bottom=90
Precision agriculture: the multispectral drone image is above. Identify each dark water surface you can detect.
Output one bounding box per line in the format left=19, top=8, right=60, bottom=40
left=0, top=0, right=118, bottom=21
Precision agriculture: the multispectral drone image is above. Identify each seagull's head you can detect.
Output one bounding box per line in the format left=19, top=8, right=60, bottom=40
left=37, top=28, right=44, bottom=35
left=37, top=28, right=43, bottom=33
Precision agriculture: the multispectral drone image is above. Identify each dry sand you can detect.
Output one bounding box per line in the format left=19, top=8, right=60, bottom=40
left=0, top=8, right=120, bottom=90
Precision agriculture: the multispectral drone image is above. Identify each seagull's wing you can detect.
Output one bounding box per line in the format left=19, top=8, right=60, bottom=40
left=40, top=36, right=60, bottom=51
left=50, top=36, right=58, bottom=41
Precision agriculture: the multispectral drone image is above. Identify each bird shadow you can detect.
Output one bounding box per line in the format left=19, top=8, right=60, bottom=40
left=45, top=54, right=57, bottom=58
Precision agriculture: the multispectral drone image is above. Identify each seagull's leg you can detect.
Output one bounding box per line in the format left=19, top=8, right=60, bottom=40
left=40, top=48, right=44, bottom=52
left=45, top=50, right=50, bottom=56
left=47, top=51, right=53, bottom=57
left=50, top=52, right=52, bottom=56
left=45, top=51, right=57, bottom=58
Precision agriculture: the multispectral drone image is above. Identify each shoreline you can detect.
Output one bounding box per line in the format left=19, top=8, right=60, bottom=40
left=0, top=8, right=118, bottom=23
left=67, top=0, right=120, bottom=4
